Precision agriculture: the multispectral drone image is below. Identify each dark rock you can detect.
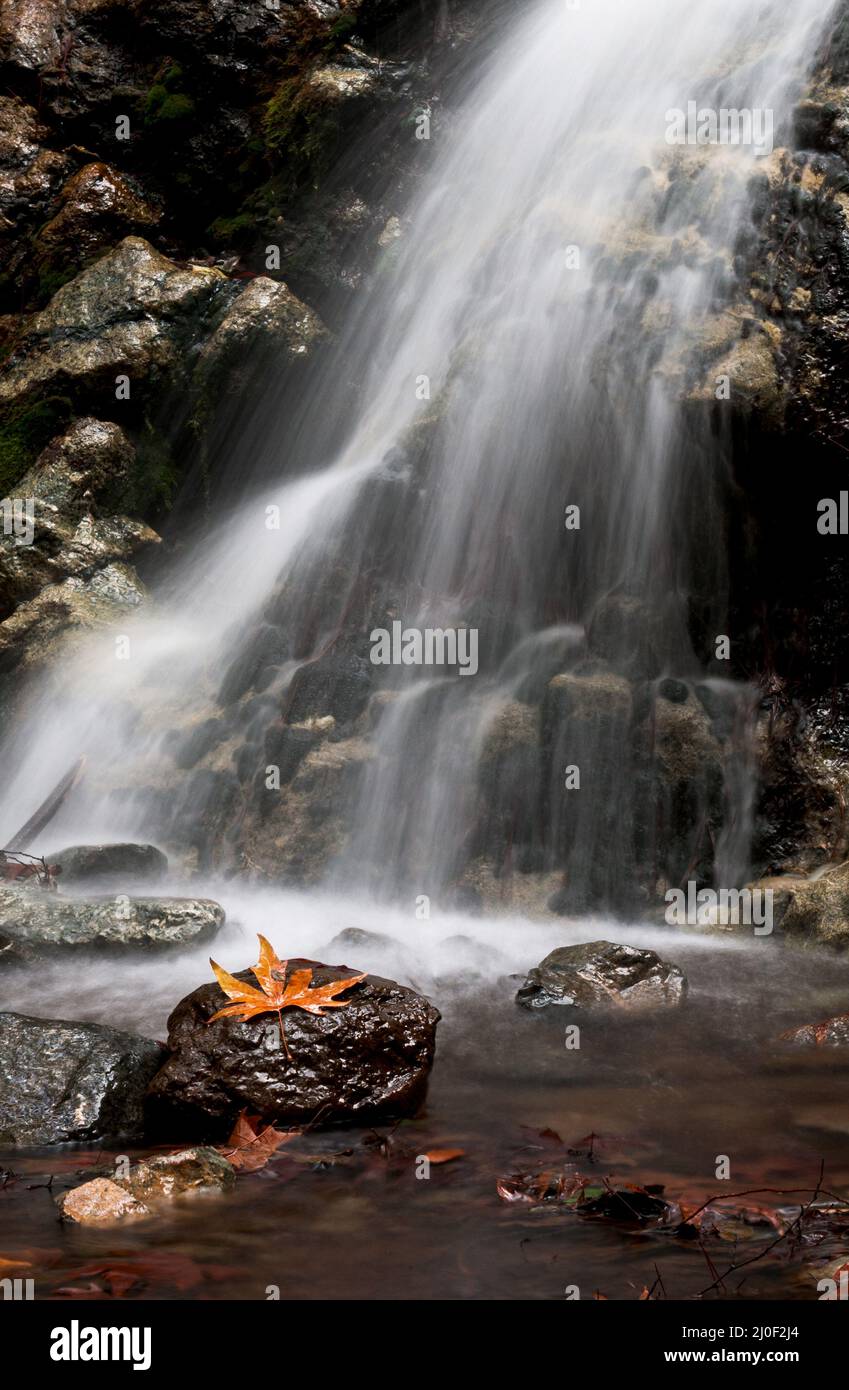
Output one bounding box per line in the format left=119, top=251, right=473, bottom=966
left=0, top=1010, right=164, bottom=1145
left=217, top=622, right=288, bottom=705
left=516, top=940, right=687, bottom=1012
left=172, top=718, right=225, bottom=770
left=780, top=1014, right=849, bottom=1047
left=263, top=720, right=320, bottom=785
left=0, top=886, right=222, bottom=952
left=145, top=958, right=440, bottom=1137
left=285, top=649, right=372, bottom=725
left=657, top=677, right=689, bottom=703
left=47, top=841, right=168, bottom=885
left=323, top=927, right=394, bottom=955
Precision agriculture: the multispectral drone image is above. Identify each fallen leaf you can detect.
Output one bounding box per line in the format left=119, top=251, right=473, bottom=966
left=208, top=934, right=366, bottom=1057
left=219, top=1110, right=298, bottom=1173
left=423, top=1148, right=465, bottom=1166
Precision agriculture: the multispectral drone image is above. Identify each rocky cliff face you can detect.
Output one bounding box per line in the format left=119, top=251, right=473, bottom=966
left=0, top=0, right=480, bottom=713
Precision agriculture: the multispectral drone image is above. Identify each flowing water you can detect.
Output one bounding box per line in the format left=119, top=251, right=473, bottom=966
left=1, top=0, right=844, bottom=1300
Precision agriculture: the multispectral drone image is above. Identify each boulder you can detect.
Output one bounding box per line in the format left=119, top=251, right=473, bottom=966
left=779, top=1014, right=849, bottom=1047
left=0, top=237, right=230, bottom=414
left=34, top=162, right=159, bottom=270
left=0, top=887, right=223, bottom=954
left=516, top=939, right=687, bottom=1011
left=0, top=1010, right=163, bottom=1144
left=46, top=842, right=168, bottom=886
left=145, top=958, right=440, bottom=1137
left=741, top=866, right=849, bottom=951
left=196, top=275, right=325, bottom=395
left=16, top=417, right=137, bottom=514
left=0, top=562, right=149, bottom=677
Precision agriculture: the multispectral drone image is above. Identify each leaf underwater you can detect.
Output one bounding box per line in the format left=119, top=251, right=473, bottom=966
left=207, top=933, right=367, bottom=1057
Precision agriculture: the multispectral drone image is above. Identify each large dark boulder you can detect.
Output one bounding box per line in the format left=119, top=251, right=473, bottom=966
left=146, top=958, right=440, bottom=1137
left=516, top=939, right=687, bottom=1012
left=0, top=1011, right=164, bottom=1145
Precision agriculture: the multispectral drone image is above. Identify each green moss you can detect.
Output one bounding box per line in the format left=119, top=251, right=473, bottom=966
left=123, top=420, right=180, bottom=515
left=0, top=397, right=73, bottom=499
left=263, top=75, right=340, bottom=187
left=156, top=93, right=196, bottom=122
left=142, top=63, right=195, bottom=127
left=35, top=264, right=76, bottom=305
left=208, top=212, right=255, bottom=246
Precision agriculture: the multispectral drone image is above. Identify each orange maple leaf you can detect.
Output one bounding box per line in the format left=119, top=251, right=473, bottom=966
left=207, top=934, right=366, bottom=1058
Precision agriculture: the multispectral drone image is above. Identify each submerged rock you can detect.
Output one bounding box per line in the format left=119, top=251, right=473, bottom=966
left=146, top=959, right=440, bottom=1137
left=0, top=887, right=223, bottom=954
left=780, top=1014, right=849, bottom=1047
left=47, top=842, right=168, bottom=886
left=0, top=1011, right=163, bottom=1145
left=56, top=1177, right=149, bottom=1226
left=516, top=940, right=687, bottom=1011
left=56, top=1145, right=235, bottom=1225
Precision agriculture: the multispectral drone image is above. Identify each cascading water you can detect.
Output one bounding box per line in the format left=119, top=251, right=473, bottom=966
left=0, top=0, right=835, bottom=919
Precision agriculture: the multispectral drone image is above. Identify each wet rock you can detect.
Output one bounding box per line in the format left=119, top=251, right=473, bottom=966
left=46, top=842, right=168, bottom=886
left=217, top=622, right=288, bottom=705
left=0, top=237, right=230, bottom=413
left=145, top=959, right=440, bottom=1137
left=633, top=692, right=724, bottom=889
left=0, top=1010, right=164, bottom=1144
left=172, top=718, right=226, bottom=770
left=0, top=492, right=158, bottom=620
left=33, top=162, right=160, bottom=272
left=0, top=0, right=68, bottom=75
left=18, top=417, right=136, bottom=514
left=690, top=328, right=784, bottom=425
left=0, top=95, right=72, bottom=270
left=0, top=887, right=223, bottom=953
left=541, top=670, right=634, bottom=908
left=323, top=927, right=395, bottom=955
left=780, top=1014, right=849, bottom=1047
left=477, top=699, right=540, bottom=863
left=0, top=562, right=149, bottom=677
left=196, top=275, right=325, bottom=395
left=118, top=1145, right=235, bottom=1204
left=586, top=592, right=664, bottom=678
left=56, top=1177, right=150, bottom=1226
left=516, top=940, right=687, bottom=1012
left=658, top=677, right=689, bottom=704
left=746, top=865, right=849, bottom=950
left=285, top=648, right=373, bottom=726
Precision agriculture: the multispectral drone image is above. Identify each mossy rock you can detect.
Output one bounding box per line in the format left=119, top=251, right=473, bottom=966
left=0, top=397, right=73, bottom=499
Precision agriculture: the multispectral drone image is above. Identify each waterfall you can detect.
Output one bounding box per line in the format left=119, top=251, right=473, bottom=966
left=0, top=0, right=834, bottom=918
